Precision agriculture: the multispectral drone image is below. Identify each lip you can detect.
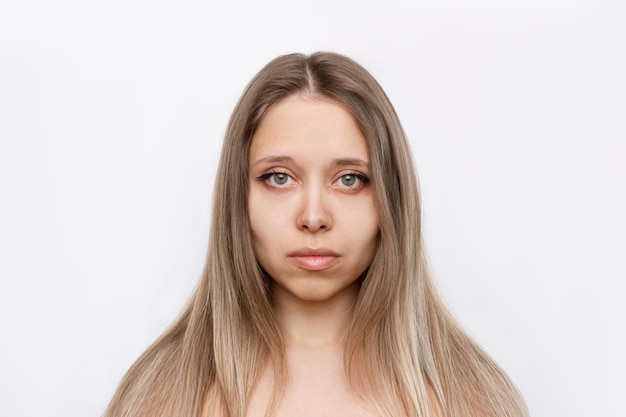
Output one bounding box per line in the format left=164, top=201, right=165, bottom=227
left=287, top=248, right=341, bottom=271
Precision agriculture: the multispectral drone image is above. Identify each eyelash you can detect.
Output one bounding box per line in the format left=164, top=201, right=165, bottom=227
left=257, top=171, right=370, bottom=190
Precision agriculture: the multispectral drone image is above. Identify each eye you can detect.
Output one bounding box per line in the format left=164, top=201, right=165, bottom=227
left=258, top=171, right=295, bottom=188
left=334, top=173, right=370, bottom=190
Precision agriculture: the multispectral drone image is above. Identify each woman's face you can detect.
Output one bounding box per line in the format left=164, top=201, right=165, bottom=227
left=248, top=94, right=379, bottom=303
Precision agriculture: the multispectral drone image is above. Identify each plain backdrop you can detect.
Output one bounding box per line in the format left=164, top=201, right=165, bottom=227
left=1, top=1, right=624, bottom=416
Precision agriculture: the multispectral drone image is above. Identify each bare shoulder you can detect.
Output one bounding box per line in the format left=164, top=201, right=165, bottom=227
left=200, top=382, right=445, bottom=417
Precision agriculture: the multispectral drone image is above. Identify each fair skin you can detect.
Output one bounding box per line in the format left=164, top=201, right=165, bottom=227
left=201, top=94, right=444, bottom=417
left=202, top=94, right=379, bottom=417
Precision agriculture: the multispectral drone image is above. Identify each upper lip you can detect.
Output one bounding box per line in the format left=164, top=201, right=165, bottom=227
left=288, top=247, right=340, bottom=257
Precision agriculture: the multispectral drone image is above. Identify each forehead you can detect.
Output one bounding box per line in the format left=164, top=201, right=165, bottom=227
left=249, top=95, right=369, bottom=164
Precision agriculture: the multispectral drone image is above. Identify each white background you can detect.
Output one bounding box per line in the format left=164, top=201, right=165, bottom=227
left=1, top=1, right=624, bottom=416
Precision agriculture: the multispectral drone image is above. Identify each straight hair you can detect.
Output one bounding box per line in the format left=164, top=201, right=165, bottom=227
left=104, top=52, right=529, bottom=417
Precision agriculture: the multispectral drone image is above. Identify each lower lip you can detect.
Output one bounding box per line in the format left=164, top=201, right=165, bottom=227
left=289, top=255, right=340, bottom=271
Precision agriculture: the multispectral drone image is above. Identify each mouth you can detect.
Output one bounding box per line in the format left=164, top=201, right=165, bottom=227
left=287, top=248, right=341, bottom=271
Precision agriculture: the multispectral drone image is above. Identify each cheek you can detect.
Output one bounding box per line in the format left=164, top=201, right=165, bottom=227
left=344, top=198, right=378, bottom=233
left=362, top=222, right=380, bottom=254
left=341, top=203, right=379, bottom=256
left=247, top=191, right=265, bottom=243
left=361, top=208, right=380, bottom=250
left=248, top=189, right=290, bottom=244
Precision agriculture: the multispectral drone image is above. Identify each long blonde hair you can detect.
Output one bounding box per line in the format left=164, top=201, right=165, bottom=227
left=104, top=52, right=529, bottom=417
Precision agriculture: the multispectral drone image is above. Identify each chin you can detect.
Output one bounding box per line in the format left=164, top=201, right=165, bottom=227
left=273, top=278, right=360, bottom=304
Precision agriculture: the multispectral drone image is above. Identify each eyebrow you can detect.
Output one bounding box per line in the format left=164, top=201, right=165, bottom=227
left=253, top=155, right=369, bottom=168
left=332, top=157, right=369, bottom=168
left=253, top=155, right=294, bottom=165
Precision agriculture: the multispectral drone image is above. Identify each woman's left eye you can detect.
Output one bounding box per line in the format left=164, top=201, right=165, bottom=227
left=335, top=173, right=370, bottom=189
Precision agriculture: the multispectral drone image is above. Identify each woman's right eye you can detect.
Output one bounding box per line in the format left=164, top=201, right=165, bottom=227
left=258, top=172, right=295, bottom=187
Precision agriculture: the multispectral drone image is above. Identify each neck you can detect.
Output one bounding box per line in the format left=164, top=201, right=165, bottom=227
left=272, top=282, right=358, bottom=350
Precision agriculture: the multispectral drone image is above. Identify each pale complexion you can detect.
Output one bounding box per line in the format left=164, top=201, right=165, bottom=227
left=200, top=95, right=444, bottom=417
left=246, top=94, right=379, bottom=416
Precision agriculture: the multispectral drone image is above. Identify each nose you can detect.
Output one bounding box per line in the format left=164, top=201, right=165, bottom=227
left=296, top=184, right=332, bottom=232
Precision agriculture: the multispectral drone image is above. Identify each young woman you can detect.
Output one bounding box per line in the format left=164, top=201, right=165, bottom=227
left=104, top=52, right=529, bottom=417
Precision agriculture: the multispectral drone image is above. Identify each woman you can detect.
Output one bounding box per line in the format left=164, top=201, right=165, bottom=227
left=104, top=52, right=529, bottom=417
